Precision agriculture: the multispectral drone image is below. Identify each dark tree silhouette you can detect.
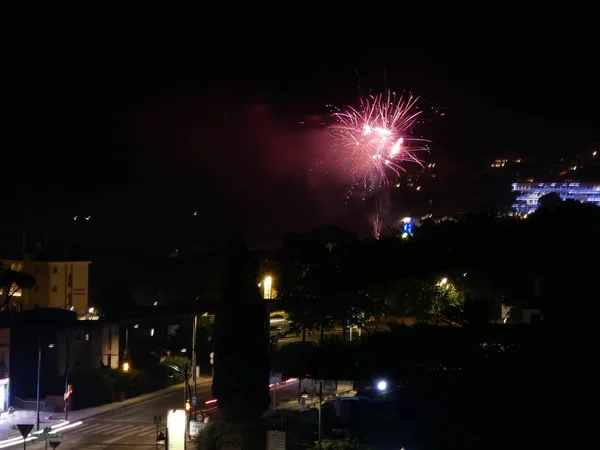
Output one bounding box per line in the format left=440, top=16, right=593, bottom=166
left=94, top=280, right=138, bottom=318
left=0, top=268, right=36, bottom=311
left=277, top=227, right=386, bottom=341
left=212, top=234, right=270, bottom=421
left=537, top=192, right=563, bottom=210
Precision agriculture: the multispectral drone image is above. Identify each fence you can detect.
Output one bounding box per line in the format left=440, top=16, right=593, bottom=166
left=281, top=413, right=318, bottom=450
left=12, top=398, right=56, bottom=413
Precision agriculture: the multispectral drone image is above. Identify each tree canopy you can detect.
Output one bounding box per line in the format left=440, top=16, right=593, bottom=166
left=0, top=267, right=35, bottom=311
left=277, top=198, right=600, bottom=328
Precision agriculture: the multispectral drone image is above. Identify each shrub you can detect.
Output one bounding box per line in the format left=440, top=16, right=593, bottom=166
left=162, top=356, right=192, bottom=375
left=70, top=368, right=117, bottom=408
left=195, top=418, right=266, bottom=450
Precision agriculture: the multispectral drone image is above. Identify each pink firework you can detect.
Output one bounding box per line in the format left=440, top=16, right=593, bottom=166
left=332, top=91, right=428, bottom=193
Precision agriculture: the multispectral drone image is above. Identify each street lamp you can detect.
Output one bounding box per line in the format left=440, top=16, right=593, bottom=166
left=301, top=381, right=323, bottom=449
left=376, top=380, right=388, bottom=391
left=36, top=337, right=54, bottom=431
left=35, top=337, right=41, bottom=431
left=161, top=363, right=192, bottom=425
left=263, top=276, right=272, bottom=299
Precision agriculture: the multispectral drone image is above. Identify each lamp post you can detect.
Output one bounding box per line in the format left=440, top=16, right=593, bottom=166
left=191, top=314, right=197, bottom=401
left=302, top=381, right=323, bottom=449
left=161, top=363, right=191, bottom=448
left=35, top=336, right=41, bottom=431
left=64, top=365, right=72, bottom=421
left=63, top=332, right=73, bottom=421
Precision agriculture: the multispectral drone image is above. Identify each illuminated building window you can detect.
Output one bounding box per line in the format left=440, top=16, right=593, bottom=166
left=512, top=182, right=600, bottom=214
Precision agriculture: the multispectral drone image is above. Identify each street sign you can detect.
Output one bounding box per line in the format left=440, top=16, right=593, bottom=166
left=153, top=415, right=162, bottom=424
left=189, top=420, right=206, bottom=437
left=269, top=373, right=283, bottom=386
left=220, top=435, right=242, bottom=450
left=16, top=424, right=33, bottom=439
left=196, top=411, right=204, bottom=422
left=191, top=396, right=197, bottom=406
left=267, top=430, right=286, bottom=450
left=37, top=432, right=63, bottom=442
left=324, top=380, right=336, bottom=390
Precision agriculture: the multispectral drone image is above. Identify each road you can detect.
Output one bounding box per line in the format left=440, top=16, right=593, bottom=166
left=22, top=380, right=300, bottom=449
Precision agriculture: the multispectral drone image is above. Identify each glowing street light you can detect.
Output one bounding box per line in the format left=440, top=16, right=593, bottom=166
left=440, top=277, right=448, bottom=285
left=376, top=380, right=388, bottom=391
left=263, top=276, right=272, bottom=299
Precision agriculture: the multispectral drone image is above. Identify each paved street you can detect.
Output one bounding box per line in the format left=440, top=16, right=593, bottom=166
left=16, top=380, right=301, bottom=449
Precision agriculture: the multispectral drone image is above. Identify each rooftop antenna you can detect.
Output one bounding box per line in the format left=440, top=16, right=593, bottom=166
left=354, top=68, right=363, bottom=100
left=384, top=68, right=388, bottom=96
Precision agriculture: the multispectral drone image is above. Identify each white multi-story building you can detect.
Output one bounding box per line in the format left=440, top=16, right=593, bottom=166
left=512, top=182, right=600, bottom=214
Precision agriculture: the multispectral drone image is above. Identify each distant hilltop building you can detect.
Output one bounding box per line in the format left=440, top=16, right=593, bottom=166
left=512, top=181, right=600, bottom=214
left=490, top=158, right=523, bottom=168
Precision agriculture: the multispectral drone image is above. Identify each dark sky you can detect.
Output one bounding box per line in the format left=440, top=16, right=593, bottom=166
left=1, top=17, right=599, bottom=252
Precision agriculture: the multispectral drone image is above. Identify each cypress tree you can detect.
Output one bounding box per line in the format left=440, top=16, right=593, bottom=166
left=211, top=233, right=270, bottom=420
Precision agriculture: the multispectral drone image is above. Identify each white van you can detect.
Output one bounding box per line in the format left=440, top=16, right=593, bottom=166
left=269, top=315, right=290, bottom=339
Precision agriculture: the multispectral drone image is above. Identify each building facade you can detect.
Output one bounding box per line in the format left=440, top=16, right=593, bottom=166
left=0, top=254, right=91, bottom=316
left=4, top=313, right=122, bottom=408
left=54, top=322, right=120, bottom=376
left=0, top=329, right=9, bottom=411
left=512, top=181, right=600, bottom=214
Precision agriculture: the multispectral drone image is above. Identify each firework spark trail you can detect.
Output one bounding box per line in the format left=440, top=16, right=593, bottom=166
left=331, top=91, right=428, bottom=194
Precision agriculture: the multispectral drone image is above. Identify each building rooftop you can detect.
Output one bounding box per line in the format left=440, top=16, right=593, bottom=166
left=0, top=252, right=91, bottom=263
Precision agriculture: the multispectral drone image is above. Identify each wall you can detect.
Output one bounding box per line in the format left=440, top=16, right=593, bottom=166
left=91, top=324, right=119, bottom=369
left=55, top=323, right=120, bottom=375
left=71, top=263, right=90, bottom=313
left=0, top=328, right=9, bottom=378
left=0, top=329, right=9, bottom=411
left=22, top=257, right=51, bottom=309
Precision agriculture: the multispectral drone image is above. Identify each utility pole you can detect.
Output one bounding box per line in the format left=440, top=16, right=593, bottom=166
left=36, top=336, right=41, bottom=431
left=192, top=314, right=198, bottom=400
left=64, top=333, right=71, bottom=421
left=317, top=381, right=323, bottom=449
left=183, top=363, right=188, bottom=407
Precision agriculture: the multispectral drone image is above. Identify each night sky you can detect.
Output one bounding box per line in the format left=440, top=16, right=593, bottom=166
left=1, top=17, right=599, bottom=252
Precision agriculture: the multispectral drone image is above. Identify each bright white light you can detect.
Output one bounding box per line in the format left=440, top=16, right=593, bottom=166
left=402, top=217, right=411, bottom=224
left=440, top=278, right=448, bottom=285
left=167, top=409, right=186, bottom=447
left=377, top=380, right=387, bottom=391
left=263, top=276, right=272, bottom=299
left=88, top=307, right=95, bottom=313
